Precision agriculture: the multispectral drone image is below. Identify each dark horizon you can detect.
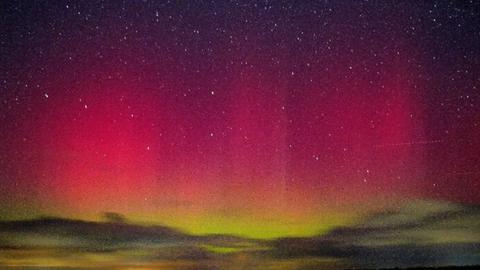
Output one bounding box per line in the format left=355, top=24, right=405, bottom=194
left=1, top=199, right=479, bottom=269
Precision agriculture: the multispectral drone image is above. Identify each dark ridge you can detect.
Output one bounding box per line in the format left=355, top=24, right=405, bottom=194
left=0, top=216, right=261, bottom=249
left=0, top=216, right=191, bottom=243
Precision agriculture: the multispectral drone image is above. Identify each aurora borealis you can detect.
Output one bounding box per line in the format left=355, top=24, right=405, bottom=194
left=0, top=1, right=479, bottom=269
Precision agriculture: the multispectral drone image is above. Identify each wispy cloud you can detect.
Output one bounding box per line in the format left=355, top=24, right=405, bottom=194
left=0, top=200, right=478, bottom=269
left=271, top=200, right=480, bottom=268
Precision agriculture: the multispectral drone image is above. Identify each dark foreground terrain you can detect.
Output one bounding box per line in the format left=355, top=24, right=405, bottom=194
left=1, top=200, right=479, bottom=270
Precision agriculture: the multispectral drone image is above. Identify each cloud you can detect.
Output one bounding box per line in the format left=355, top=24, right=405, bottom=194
left=0, top=217, right=192, bottom=251
left=270, top=200, right=480, bottom=268
left=0, top=200, right=478, bottom=269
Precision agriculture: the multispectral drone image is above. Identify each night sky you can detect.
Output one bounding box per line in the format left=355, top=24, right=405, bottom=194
left=1, top=0, right=479, bottom=239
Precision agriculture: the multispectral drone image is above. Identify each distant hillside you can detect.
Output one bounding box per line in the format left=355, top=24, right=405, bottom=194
left=0, top=216, right=262, bottom=251
left=0, top=199, right=478, bottom=269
